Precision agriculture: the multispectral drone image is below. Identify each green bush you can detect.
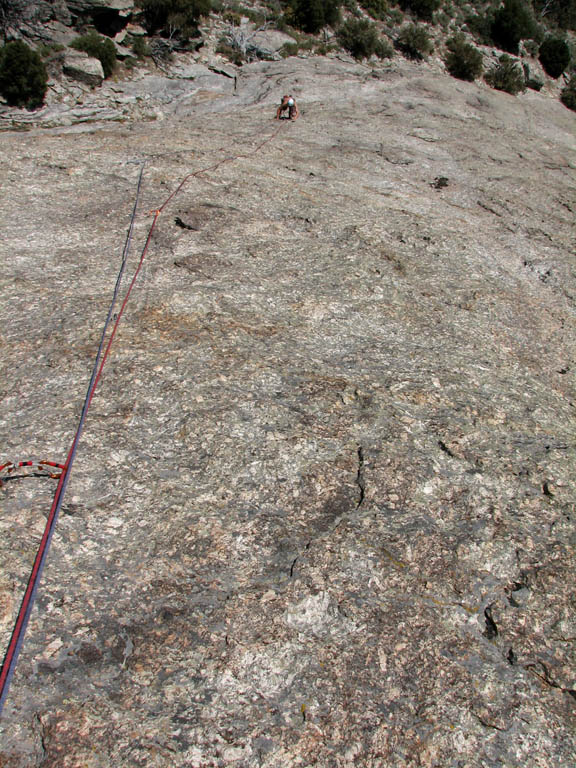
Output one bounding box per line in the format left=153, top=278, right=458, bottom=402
left=71, top=32, right=117, bottom=78
left=222, top=10, right=242, bottom=24
left=315, top=41, right=339, bottom=54
left=538, top=37, right=571, bottom=78
left=337, top=17, right=390, bottom=59
left=131, top=36, right=151, bottom=58
left=138, top=0, right=211, bottom=36
left=375, top=37, right=394, bottom=57
left=560, top=75, right=576, bottom=110
left=444, top=34, right=483, bottom=80
left=485, top=53, right=525, bottom=93
left=38, top=42, right=65, bottom=58
left=0, top=40, right=47, bottom=109
left=396, top=22, right=433, bottom=59
left=215, top=38, right=244, bottom=65
left=491, top=0, right=536, bottom=54
left=358, top=0, right=388, bottom=20
left=399, top=0, right=441, bottom=22
left=286, top=0, right=341, bottom=33
left=280, top=41, right=299, bottom=57
left=387, top=8, right=404, bottom=25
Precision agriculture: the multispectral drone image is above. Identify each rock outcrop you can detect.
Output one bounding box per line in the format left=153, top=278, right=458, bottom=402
left=62, top=50, right=105, bottom=86
left=0, top=56, right=574, bottom=767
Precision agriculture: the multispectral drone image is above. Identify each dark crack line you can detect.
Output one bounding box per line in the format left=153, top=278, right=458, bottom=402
left=472, top=712, right=506, bottom=732
left=356, top=445, right=366, bottom=509
left=290, top=541, right=310, bottom=579
left=526, top=662, right=576, bottom=700
left=35, top=713, right=48, bottom=763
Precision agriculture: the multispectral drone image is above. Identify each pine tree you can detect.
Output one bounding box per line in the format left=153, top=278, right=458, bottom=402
left=0, top=39, right=47, bottom=109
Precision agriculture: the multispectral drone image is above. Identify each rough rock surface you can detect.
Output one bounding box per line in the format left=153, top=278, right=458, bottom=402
left=250, top=30, right=297, bottom=52
left=62, top=51, right=105, bottom=87
left=0, top=56, right=575, bottom=767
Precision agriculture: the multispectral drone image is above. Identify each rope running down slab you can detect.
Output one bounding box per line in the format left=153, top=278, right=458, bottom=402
left=0, top=122, right=284, bottom=716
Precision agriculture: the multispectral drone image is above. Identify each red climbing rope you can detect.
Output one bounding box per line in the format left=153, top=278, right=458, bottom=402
left=0, top=121, right=285, bottom=716
left=0, top=460, right=65, bottom=486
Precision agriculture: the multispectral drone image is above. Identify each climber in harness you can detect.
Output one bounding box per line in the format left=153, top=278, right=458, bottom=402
left=275, top=94, right=299, bottom=121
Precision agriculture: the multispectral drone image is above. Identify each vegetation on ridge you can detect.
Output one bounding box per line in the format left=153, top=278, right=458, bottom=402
left=0, top=0, right=575, bottom=112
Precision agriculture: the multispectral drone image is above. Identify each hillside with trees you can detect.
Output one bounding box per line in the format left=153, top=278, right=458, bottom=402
left=0, top=0, right=575, bottom=113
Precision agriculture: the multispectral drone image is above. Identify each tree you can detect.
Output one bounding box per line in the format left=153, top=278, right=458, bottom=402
left=538, top=36, right=571, bottom=77
left=288, top=0, right=341, bottom=33
left=444, top=34, right=483, bottom=80
left=358, top=0, right=388, bottom=20
left=396, top=23, right=433, bottom=59
left=138, top=0, right=211, bottom=37
left=491, top=0, right=536, bottom=54
left=338, top=18, right=391, bottom=59
left=399, top=0, right=441, bottom=22
left=0, top=39, right=47, bottom=108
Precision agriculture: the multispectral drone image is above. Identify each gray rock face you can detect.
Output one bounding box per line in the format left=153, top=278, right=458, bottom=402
left=62, top=50, right=105, bottom=86
left=250, top=30, right=297, bottom=53
left=65, top=0, right=134, bottom=37
left=0, top=56, right=574, bottom=767
left=248, top=29, right=297, bottom=58
left=66, top=0, right=134, bottom=11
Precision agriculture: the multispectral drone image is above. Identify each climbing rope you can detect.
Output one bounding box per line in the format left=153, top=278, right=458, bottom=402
left=0, top=460, right=66, bottom=486
left=0, top=161, right=145, bottom=715
left=0, top=121, right=285, bottom=716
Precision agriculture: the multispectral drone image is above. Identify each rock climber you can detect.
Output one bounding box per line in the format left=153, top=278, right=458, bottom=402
left=275, top=94, right=299, bottom=121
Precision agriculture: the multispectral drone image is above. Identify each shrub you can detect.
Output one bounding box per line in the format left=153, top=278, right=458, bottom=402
left=131, top=36, right=151, bottom=58
left=0, top=39, right=47, bottom=109
left=315, top=41, right=339, bottom=54
left=399, top=0, right=441, bottom=22
left=387, top=8, right=404, bottom=25
left=138, top=0, right=211, bottom=36
left=280, top=41, right=299, bottom=57
left=444, top=34, right=483, bottom=80
left=538, top=37, right=571, bottom=78
left=222, top=10, right=242, bottom=24
left=71, top=32, right=117, bottom=78
left=485, top=53, right=525, bottom=93
left=560, top=75, right=576, bottom=110
left=38, top=42, right=65, bottom=58
left=396, top=22, right=433, bottom=59
left=358, top=0, right=388, bottom=20
left=286, top=0, right=341, bottom=33
left=375, top=37, right=394, bottom=57
left=491, top=0, right=536, bottom=54
left=337, top=17, right=389, bottom=59
left=215, top=39, right=244, bottom=65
